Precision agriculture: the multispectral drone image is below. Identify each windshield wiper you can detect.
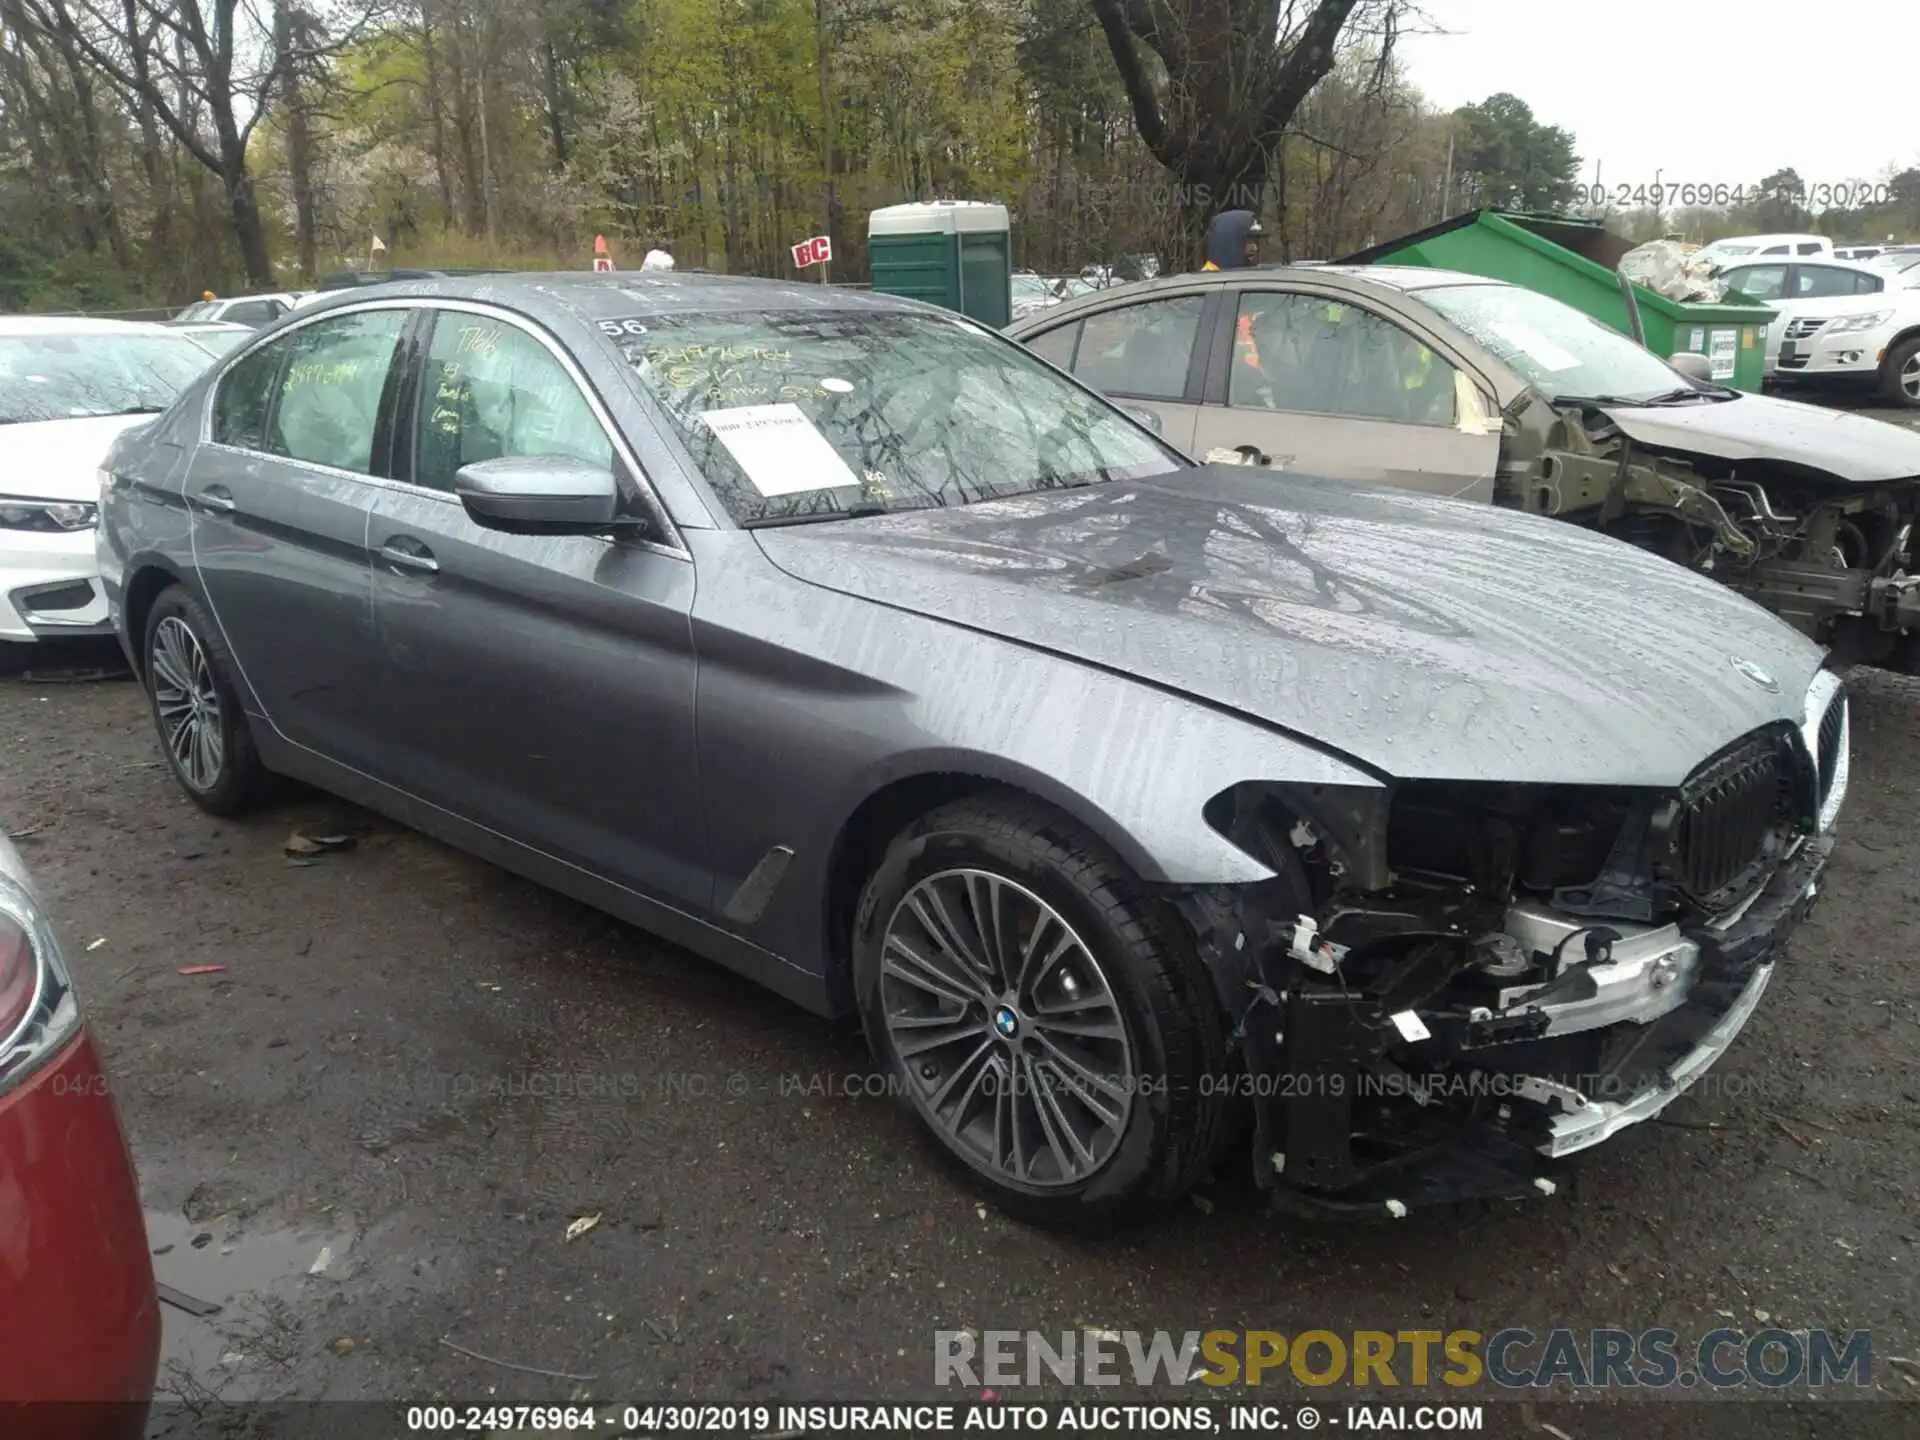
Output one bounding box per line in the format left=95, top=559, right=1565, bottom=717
left=1548, top=393, right=1656, bottom=409
left=1553, top=386, right=1730, bottom=410
left=742, top=505, right=892, bottom=530
left=113, top=405, right=169, bottom=415
left=1645, top=385, right=1736, bottom=404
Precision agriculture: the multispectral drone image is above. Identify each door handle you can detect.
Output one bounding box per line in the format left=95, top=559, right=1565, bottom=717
left=194, top=486, right=237, bottom=514
left=378, top=539, right=440, bottom=575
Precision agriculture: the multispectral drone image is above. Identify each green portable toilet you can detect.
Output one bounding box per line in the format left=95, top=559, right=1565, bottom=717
left=868, top=201, right=1012, bottom=329
left=1339, top=209, right=1777, bottom=392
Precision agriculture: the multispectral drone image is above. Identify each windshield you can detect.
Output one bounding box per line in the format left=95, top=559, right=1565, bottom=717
left=0, top=330, right=210, bottom=425
left=615, top=308, right=1181, bottom=527
left=1012, top=275, right=1052, bottom=299
left=1419, top=282, right=1696, bottom=404
left=174, top=301, right=218, bottom=321
left=182, top=327, right=252, bottom=358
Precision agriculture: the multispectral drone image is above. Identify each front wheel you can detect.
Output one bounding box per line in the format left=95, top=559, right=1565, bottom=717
left=1879, top=335, right=1920, bottom=409
left=143, top=586, right=273, bottom=815
left=852, top=793, right=1233, bottom=1228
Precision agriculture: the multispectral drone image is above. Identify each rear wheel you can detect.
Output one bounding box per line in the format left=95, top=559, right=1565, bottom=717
left=1879, top=335, right=1920, bottom=408
left=852, top=792, right=1232, bottom=1228
left=143, top=587, right=272, bottom=815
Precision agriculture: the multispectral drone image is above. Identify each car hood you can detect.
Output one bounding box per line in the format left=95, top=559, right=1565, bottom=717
left=754, top=466, right=1823, bottom=788
left=1, top=414, right=160, bottom=500
left=1593, top=390, right=1920, bottom=483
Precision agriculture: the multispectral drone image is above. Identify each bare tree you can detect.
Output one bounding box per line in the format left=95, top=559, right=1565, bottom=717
left=1088, top=0, right=1405, bottom=240
left=5, top=0, right=378, bottom=285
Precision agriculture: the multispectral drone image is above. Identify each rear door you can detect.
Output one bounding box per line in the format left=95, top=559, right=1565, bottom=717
left=184, top=306, right=406, bottom=762
left=1188, top=285, right=1502, bottom=500
left=1017, top=289, right=1214, bottom=450
left=361, top=303, right=708, bottom=913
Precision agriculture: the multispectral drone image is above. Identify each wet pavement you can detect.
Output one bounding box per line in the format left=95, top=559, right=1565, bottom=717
left=3, top=655, right=1917, bottom=1438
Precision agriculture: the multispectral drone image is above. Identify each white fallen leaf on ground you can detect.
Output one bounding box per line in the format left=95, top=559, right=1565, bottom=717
left=565, top=1213, right=602, bottom=1243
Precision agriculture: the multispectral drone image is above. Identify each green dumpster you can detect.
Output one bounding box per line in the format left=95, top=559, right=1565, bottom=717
left=868, top=201, right=1012, bottom=329
left=1339, top=210, right=1776, bottom=392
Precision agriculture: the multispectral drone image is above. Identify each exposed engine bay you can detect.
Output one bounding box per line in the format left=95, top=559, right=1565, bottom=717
left=1176, top=673, right=1849, bottom=1215
left=1507, top=401, right=1920, bottom=664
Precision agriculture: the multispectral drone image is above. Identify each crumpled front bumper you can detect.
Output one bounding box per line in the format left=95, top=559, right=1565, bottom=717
left=1256, top=833, right=1830, bottom=1217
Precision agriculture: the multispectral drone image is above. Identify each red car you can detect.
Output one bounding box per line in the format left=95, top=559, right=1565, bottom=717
left=0, top=836, right=158, bottom=1437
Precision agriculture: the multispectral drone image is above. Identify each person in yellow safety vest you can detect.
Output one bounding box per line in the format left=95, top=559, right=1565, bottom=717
left=1199, top=209, right=1265, bottom=368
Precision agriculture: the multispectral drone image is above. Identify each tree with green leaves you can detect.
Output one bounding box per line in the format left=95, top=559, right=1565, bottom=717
left=1449, top=92, right=1580, bottom=213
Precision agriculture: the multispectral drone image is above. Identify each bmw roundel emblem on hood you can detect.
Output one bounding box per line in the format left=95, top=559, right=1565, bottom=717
left=1731, top=657, right=1780, bottom=693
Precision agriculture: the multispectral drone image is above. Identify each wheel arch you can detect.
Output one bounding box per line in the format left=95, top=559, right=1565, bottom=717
left=120, top=557, right=191, bottom=681
left=816, top=759, right=1174, bottom=1017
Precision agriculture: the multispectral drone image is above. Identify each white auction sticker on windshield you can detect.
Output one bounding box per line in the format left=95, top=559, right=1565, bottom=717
left=701, top=403, right=859, bottom=497
left=1487, top=320, right=1582, bottom=373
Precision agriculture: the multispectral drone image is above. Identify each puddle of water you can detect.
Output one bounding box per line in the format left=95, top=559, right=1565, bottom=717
left=146, top=1209, right=352, bottom=1402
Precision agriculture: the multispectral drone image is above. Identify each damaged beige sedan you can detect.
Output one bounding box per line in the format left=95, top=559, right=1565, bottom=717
left=1010, top=265, right=1920, bottom=670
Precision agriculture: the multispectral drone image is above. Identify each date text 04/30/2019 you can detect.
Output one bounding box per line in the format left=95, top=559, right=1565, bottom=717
left=1579, top=180, right=1894, bottom=208
left=401, top=1403, right=1488, bottom=1433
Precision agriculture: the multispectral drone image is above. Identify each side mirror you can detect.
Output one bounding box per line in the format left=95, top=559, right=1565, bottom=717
left=1120, top=404, right=1164, bottom=435
left=454, top=455, right=622, bottom=534
left=1668, top=352, right=1714, bottom=384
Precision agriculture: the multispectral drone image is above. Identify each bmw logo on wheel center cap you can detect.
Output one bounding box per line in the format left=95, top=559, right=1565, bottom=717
left=1731, top=656, right=1779, bottom=693
left=992, top=1005, right=1021, bottom=1039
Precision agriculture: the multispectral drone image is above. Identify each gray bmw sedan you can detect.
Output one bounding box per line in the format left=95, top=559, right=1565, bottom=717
left=97, top=272, right=1846, bottom=1225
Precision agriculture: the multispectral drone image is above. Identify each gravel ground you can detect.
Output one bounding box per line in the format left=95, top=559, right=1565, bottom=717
left=2, top=654, right=1916, bottom=1439
left=4, top=388, right=1919, bottom=1439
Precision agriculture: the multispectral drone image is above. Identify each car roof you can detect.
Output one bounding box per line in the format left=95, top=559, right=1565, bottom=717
left=0, top=316, right=183, bottom=337
left=1289, top=263, right=1505, bottom=293
left=1702, top=233, right=1828, bottom=247
left=1719, top=255, right=1886, bottom=277
left=299, top=270, right=934, bottom=328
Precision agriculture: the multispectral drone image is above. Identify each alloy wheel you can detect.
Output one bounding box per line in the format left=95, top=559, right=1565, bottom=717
left=879, top=868, right=1135, bottom=1188
left=1904, top=352, right=1920, bottom=402
left=150, top=616, right=225, bottom=791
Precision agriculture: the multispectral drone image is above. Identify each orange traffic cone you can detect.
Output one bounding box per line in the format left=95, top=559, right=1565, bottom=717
left=592, top=235, right=614, bottom=272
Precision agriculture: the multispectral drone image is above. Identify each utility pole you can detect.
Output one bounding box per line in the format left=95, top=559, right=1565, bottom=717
left=1440, top=129, right=1454, bottom=221
left=816, top=0, right=833, bottom=286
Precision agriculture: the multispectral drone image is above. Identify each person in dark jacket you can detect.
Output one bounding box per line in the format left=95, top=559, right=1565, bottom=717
left=1201, top=209, right=1266, bottom=373
left=1201, top=209, right=1263, bottom=271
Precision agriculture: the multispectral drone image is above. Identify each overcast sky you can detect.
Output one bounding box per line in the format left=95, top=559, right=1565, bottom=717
left=1395, top=1, right=1920, bottom=200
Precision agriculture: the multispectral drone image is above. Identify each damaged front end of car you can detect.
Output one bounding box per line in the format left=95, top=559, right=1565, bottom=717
left=1172, top=671, right=1849, bottom=1217
left=1511, top=401, right=1920, bottom=665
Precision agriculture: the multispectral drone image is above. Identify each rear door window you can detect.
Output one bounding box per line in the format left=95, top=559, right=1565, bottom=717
left=1025, top=321, right=1081, bottom=372
left=1724, top=265, right=1787, bottom=300
left=265, top=310, right=408, bottom=474
left=211, top=341, right=286, bottom=450
left=1069, top=295, right=1205, bottom=400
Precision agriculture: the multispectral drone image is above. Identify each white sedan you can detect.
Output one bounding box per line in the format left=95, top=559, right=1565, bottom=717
left=169, top=292, right=300, bottom=327
left=1, top=318, right=214, bottom=660
left=1717, top=257, right=1920, bottom=405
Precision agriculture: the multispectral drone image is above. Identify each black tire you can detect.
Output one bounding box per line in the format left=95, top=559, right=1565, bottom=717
left=142, top=586, right=273, bottom=816
left=1878, top=334, right=1920, bottom=409
left=852, top=791, right=1233, bottom=1228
